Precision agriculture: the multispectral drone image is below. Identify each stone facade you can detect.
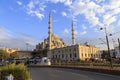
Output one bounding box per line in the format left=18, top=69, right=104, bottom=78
left=36, top=34, right=67, bottom=51
left=17, top=51, right=32, bottom=59
left=0, top=47, right=19, bottom=54
left=35, top=13, right=101, bottom=61
left=35, top=33, right=67, bottom=57
left=51, top=43, right=101, bottom=61
left=115, top=46, right=120, bottom=58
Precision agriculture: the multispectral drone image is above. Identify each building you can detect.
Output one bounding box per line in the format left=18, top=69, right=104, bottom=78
left=36, top=34, right=67, bottom=51
left=0, top=47, right=19, bottom=54
left=35, top=13, right=101, bottom=61
left=115, top=46, right=120, bottom=58
left=36, top=13, right=67, bottom=57
left=52, top=43, right=100, bottom=61
left=17, top=51, right=32, bottom=59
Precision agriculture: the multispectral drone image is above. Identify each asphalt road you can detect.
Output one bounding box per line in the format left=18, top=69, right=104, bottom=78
left=30, top=67, right=120, bottom=80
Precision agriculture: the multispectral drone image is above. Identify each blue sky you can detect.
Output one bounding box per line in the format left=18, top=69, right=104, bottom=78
left=0, top=0, right=120, bottom=50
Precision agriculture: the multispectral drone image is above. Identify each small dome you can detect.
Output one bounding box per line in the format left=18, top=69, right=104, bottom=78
left=85, top=42, right=90, bottom=46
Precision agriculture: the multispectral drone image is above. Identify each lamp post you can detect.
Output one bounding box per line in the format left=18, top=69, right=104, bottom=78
left=109, top=33, right=116, bottom=58
left=26, top=43, right=29, bottom=51
left=118, top=38, right=120, bottom=55
left=100, top=27, right=113, bottom=69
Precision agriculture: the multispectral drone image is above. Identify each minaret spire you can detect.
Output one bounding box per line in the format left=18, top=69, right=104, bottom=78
left=72, top=21, right=75, bottom=45
left=48, top=12, right=52, bottom=50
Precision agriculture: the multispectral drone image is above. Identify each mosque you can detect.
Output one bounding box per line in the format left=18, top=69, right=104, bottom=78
left=35, top=13, right=101, bottom=62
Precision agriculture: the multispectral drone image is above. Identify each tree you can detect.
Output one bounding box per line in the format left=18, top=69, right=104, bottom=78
left=0, top=49, right=9, bottom=60
left=31, top=51, right=37, bottom=58
left=9, top=52, right=19, bottom=59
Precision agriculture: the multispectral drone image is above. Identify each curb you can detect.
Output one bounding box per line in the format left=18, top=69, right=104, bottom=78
left=30, top=65, right=120, bottom=76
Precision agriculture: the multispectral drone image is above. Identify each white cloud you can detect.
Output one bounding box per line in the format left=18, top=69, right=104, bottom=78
left=34, top=11, right=44, bottom=20
left=61, top=11, right=67, bottom=16
left=80, top=31, right=87, bottom=35
left=103, top=8, right=120, bottom=26
left=52, top=9, right=56, bottom=13
left=104, top=16, right=116, bottom=26
left=27, top=10, right=44, bottom=20
left=64, top=0, right=72, bottom=6
left=46, top=0, right=65, bottom=4
left=117, top=20, right=120, bottom=27
left=63, top=28, right=78, bottom=35
left=82, top=25, right=87, bottom=30
left=18, top=0, right=120, bottom=34
left=17, top=1, right=22, bottom=5
left=25, top=0, right=46, bottom=20
left=68, top=0, right=104, bottom=26
left=103, top=14, right=111, bottom=21
left=0, top=26, right=36, bottom=50
left=27, top=1, right=34, bottom=9
left=74, top=30, right=78, bottom=35
left=0, top=26, right=12, bottom=40
left=20, top=35, right=36, bottom=46
left=95, top=0, right=105, bottom=3
left=62, top=0, right=120, bottom=32
left=46, top=0, right=72, bottom=6
left=107, top=26, right=115, bottom=33
left=18, top=0, right=120, bottom=27
left=15, top=0, right=120, bottom=50
left=63, top=29, right=69, bottom=34
left=104, top=0, right=120, bottom=10
left=93, top=28, right=99, bottom=32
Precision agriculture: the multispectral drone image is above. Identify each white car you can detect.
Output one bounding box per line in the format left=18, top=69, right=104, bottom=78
left=40, top=57, right=51, bottom=65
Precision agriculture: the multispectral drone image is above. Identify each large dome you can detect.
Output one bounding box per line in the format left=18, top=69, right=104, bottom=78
left=36, top=33, right=67, bottom=50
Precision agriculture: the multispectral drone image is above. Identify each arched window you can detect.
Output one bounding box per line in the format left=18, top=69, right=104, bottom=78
left=85, top=53, right=87, bottom=57
left=81, top=53, right=83, bottom=57
left=62, top=54, right=64, bottom=58
left=74, top=53, right=77, bottom=57
left=59, top=55, right=60, bottom=59
left=70, top=54, right=72, bottom=58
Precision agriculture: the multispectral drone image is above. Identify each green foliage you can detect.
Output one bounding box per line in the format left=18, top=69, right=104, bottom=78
left=34, top=60, right=38, bottom=64
left=113, top=64, right=120, bottom=67
left=0, top=63, right=31, bottom=80
left=31, top=51, right=38, bottom=58
left=9, top=52, right=19, bottom=59
left=24, top=60, right=30, bottom=66
left=0, top=49, right=9, bottom=59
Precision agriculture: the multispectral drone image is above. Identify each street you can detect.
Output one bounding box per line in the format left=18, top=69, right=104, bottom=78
left=30, top=67, right=120, bottom=80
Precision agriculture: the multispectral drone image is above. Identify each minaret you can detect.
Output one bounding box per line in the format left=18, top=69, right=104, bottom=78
left=48, top=12, right=52, bottom=50
left=72, top=21, right=75, bottom=45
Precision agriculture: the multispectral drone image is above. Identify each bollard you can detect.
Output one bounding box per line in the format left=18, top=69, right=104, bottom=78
left=5, top=73, right=14, bottom=80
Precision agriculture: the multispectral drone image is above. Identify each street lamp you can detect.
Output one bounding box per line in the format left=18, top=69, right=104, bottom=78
left=26, top=43, right=29, bottom=51
left=100, top=27, right=113, bottom=69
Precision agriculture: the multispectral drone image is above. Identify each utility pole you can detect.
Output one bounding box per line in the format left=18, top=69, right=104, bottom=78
left=112, top=39, right=116, bottom=58
left=112, top=39, right=116, bottom=49
left=118, top=38, right=120, bottom=54
left=100, top=27, right=113, bottom=69
left=26, top=43, right=29, bottom=51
